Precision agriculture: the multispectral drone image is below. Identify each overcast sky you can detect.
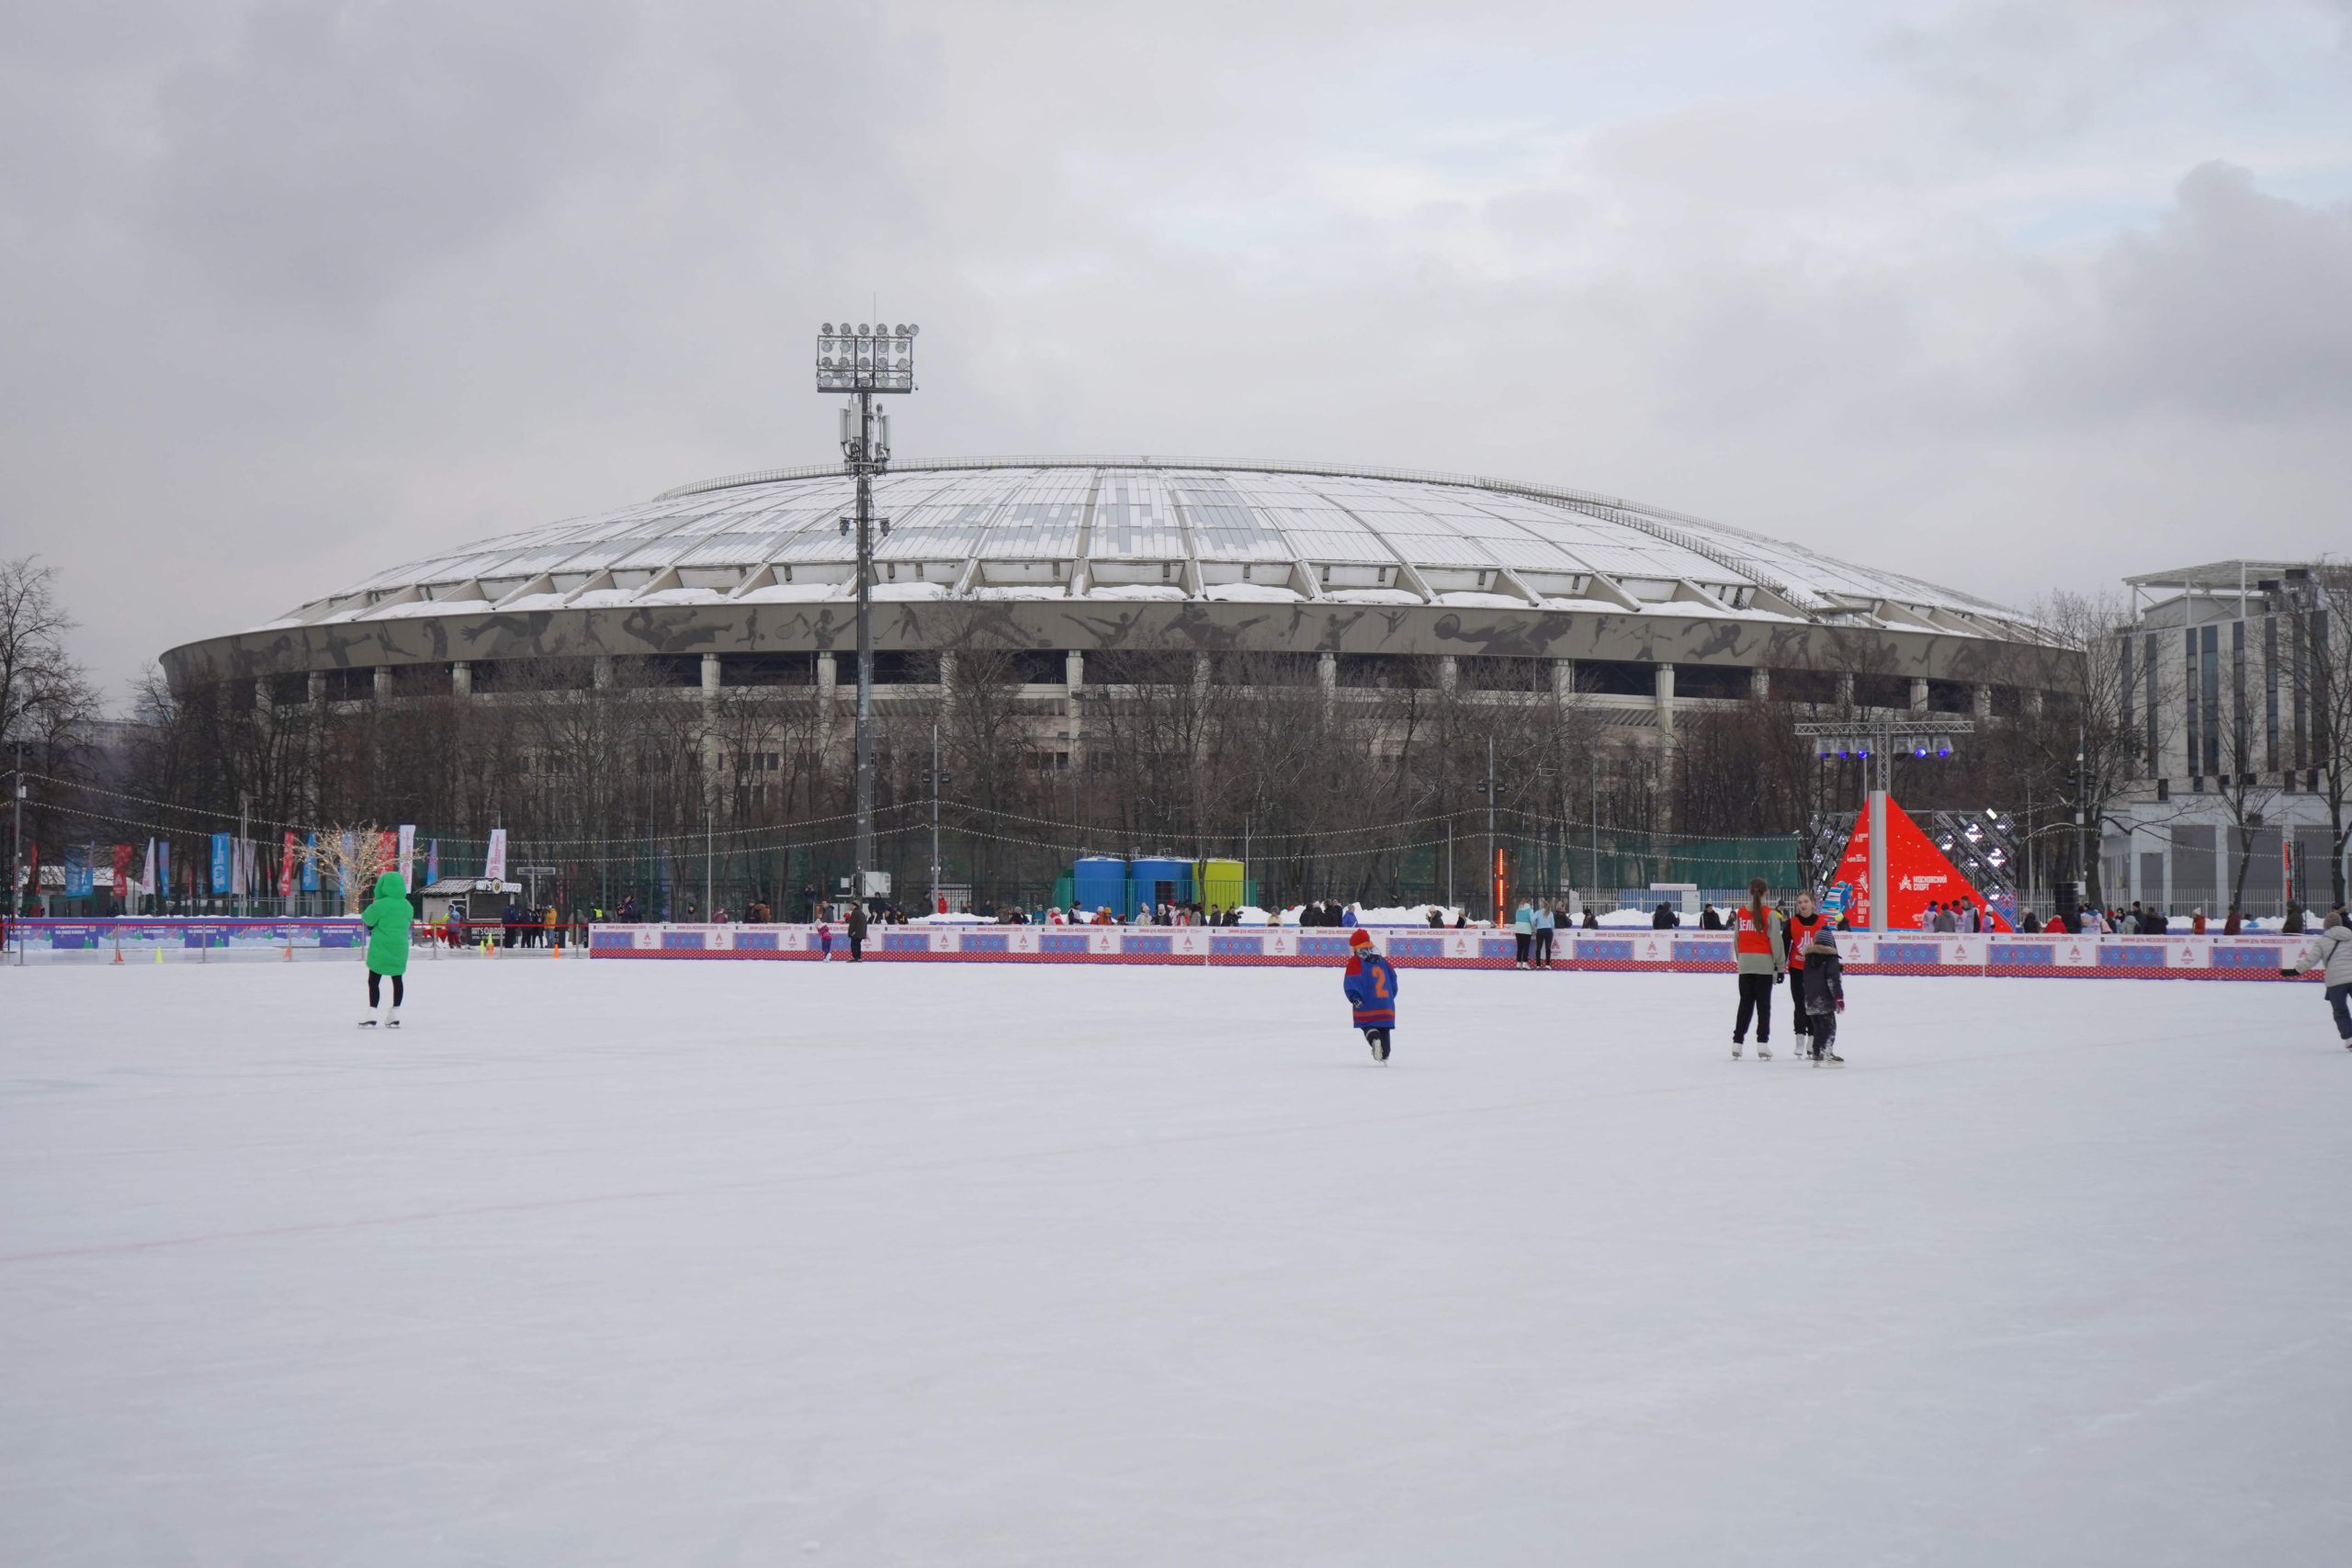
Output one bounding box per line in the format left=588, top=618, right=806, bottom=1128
left=4, top=0, right=2349, bottom=705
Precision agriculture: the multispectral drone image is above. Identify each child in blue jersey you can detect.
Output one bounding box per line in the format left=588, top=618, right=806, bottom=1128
left=1342, top=928, right=1398, bottom=1063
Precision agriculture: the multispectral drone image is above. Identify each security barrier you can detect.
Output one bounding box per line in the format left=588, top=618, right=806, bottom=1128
left=587, top=923, right=2330, bottom=980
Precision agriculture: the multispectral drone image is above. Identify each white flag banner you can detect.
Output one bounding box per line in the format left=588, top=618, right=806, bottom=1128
left=397, top=824, right=417, bottom=885
left=484, top=828, right=508, bottom=884
left=141, top=838, right=157, bottom=897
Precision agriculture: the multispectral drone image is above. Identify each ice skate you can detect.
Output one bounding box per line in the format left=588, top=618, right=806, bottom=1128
left=384, top=1007, right=401, bottom=1030
left=1730, top=1038, right=1743, bottom=1059
left=357, top=1009, right=379, bottom=1028
left=1758, top=1043, right=1771, bottom=1061
left=1817, top=1050, right=1843, bottom=1067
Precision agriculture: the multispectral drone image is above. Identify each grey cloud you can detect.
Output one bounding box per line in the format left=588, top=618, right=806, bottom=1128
left=146, top=0, right=638, bottom=310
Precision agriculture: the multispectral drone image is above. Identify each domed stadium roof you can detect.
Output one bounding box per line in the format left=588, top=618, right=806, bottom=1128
left=260, top=457, right=2045, bottom=644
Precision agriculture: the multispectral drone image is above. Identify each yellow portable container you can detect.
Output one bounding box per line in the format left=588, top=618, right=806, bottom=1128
left=1196, top=858, right=1246, bottom=913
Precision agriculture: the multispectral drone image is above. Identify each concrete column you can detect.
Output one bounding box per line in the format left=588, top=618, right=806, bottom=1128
left=816, top=652, right=838, bottom=695
left=592, top=656, right=614, bottom=690
left=1317, top=651, right=1338, bottom=696
left=307, top=671, right=327, bottom=705
left=1553, top=659, right=1576, bottom=699
left=1437, top=655, right=1459, bottom=694
left=701, top=653, right=721, bottom=695
left=1065, top=649, right=1084, bottom=689
left=254, top=678, right=271, bottom=711
left=1973, top=682, right=1993, bottom=720
left=1655, top=663, right=1678, bottom=833
left=1909, top=677, right=1929, bottom=716
left=2026, top=689, right=2044, bottom=716
left=1750, top=667, right=1771, bottom=700
left=1836, top=672, right=1855, bottom=708
left=372, top=666, right=390, bottom=699
left=451, top=661, right=472, bottom=697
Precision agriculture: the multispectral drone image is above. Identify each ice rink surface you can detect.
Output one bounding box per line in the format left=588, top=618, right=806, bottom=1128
left=5, top=958, right=2350, bottom=1567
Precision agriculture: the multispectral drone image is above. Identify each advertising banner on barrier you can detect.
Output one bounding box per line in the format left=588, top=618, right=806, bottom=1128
left=573, top=922, right=2324, bottom=981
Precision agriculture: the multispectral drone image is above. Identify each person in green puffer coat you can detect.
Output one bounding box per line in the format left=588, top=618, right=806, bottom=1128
left=358, top=870, right=413, bottom=1028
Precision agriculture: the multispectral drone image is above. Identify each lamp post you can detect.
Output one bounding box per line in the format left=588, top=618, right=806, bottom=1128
left=817, top=321, right=918, bottom=910
left=1793, top=715, right=1973, bottom=932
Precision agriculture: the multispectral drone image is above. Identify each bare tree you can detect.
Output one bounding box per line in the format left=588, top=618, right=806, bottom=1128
left=2282, top=564, right=2352, bottom=908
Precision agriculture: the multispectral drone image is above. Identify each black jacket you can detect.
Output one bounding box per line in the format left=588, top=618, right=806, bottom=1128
left=1800, top=943, right=1844, bottom=1014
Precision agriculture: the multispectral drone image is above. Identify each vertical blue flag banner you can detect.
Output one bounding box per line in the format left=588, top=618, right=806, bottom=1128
left=426, top=839, right=440, bottom=886
left=158, top=840, right=170, bottom=901
left=301, top=832, right=320, bottom=892
left=64, top=841, right=94, bottom=897
left=338, top=831, right=356, bottom=898
left=210, top=832, right=232, bottom=895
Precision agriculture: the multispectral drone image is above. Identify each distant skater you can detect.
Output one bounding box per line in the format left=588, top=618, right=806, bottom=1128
left=2284, top=908, right=2352, bottom=1046
left=847, top=903, right=867, bottom=963
left=1342, top=928, right=1397, bottom=1064
left=817, top=920, right=833, bottom=961
left=358, top=871, right=412, bottom=1029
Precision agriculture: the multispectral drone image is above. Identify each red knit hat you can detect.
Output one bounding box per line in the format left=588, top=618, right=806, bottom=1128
left=1348, top=928, right=1374, bottom=947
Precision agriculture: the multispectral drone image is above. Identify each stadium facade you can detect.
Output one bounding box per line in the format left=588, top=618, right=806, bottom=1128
left=162, top=457, right=2074, bottom=726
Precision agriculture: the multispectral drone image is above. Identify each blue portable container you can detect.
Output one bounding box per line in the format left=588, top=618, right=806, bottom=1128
left=1071, top=856, right=1126, bottom=917
left=1127, top=857, right=1194, bottom=917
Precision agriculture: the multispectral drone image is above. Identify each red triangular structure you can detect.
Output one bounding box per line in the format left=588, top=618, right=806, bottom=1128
left=1827, top=796, right=2011, bottom=932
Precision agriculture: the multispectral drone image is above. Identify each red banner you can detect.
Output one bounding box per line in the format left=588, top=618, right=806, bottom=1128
left=112, top=842, right=132, bottom=900
left=280, top=830, right=298, bottom=897
left=1830, top=796, right=2011, bottom=932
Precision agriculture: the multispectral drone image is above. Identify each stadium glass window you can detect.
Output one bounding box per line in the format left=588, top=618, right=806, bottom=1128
left=323, top=667, right=376, bottom=702
left=390, top=662, right=452, bottom=697
left=1926, top=680, right=1972, bottom=715
left=1574, top=660, right=1655, bottom=697
left=270, top=672, right=311, bottom=706
left=1335, top=654, right=1434, bottom=690
left=647, top=656, right=703, bottom=688
left=1672, top=664, right=1751, bottom=701
left=1086, top=650, right=1192, bottom=687
left=1461, top=656, right=1551, bottom=694
left=722, top=654, right=812, bottom=687
left=1852, top=674, right=1909, bottom=710
left=1007, top=649, right=1068, bottom=686
left=1210, top=650, right=1319, bottom=687
left=1770, top=668, right=1839, bottom=705
left=871, top=650, right=941, bottom=685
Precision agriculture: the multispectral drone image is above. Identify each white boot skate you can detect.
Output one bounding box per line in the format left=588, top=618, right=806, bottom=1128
left=357, top=1007, right=379, bottom=1028
left=384, top=1006, right=401, bottom=1030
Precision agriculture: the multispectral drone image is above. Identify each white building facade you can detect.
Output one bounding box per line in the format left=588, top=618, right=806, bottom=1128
left=2110, top=561, right=2343, bottom=918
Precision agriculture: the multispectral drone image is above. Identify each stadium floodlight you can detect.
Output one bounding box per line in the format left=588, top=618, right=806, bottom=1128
left=820, top=317, right=923, bottom=906
left=817, top=322, right=917, bottom=394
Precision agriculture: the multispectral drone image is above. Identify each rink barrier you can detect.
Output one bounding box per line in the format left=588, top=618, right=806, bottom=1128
left=4, top=918, right=366, bottom=962
left=582, top=924, right=2330, bottom=980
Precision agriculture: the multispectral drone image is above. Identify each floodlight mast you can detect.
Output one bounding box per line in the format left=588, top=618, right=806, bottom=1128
left=816, top=321, right=918, bottom=908
left=1792, top=714, right=1974, bottom=933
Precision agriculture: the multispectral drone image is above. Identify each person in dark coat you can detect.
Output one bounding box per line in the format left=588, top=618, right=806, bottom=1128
left=846, top=902, right=868, bottom=963
left=1652, top=902, right=1679, bottom=930
left=1799, top=926, right=1846, bottom=1065
left=1699, top=904, right=1723, bottom=931
left=1582, top=908, right=1600, bottom=931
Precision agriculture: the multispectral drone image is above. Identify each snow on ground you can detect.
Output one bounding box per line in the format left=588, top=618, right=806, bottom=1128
left=4, top=960, right=2349, bottom=1566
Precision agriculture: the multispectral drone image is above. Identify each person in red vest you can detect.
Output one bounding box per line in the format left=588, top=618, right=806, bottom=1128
left=1781, top=889, right=1832, bottom=1058
left=1730, top=877, right=1787, bottom=1060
